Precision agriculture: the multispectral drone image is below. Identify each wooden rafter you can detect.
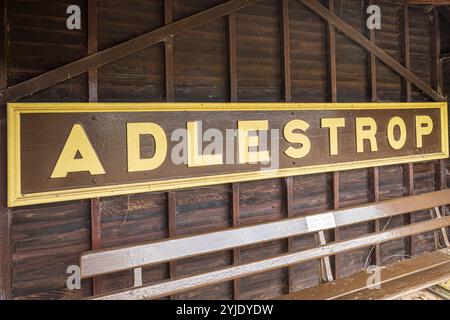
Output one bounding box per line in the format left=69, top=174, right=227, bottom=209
left=408, top=0, right=450, bottom=5
left=0, top=0, right=261, bottom=104
left=299, top=0, right=447, bottom=102
left=439, top=6, right=450, bottom=23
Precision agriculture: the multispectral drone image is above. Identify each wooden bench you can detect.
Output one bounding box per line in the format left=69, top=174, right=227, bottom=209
left=80, top=189, right=450, bottom=300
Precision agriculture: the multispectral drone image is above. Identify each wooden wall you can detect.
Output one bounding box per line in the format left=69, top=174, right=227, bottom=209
left=0, top=0, right=448, bottom=300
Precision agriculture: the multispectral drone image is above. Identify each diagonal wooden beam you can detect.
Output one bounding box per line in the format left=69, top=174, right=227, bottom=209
left=299, top=0, right=447, bottom=102
left=439, top=6, right=450, bottom=24
left=0, top=0, right=261, bottom=104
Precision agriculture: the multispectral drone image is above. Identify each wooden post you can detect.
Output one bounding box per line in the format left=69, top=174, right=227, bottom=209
left=228, top=13, right=238, bottom=102
left=90, top=198, right=102, bottom=294
left=88, top=0, right=98, bottom=103
left=228, top=10, right=241, bottom=299
left=0, top=0, right=11, bottom=300
left=87, top=0, right=102, bottom=296
left=164, top=1, right=177, bottom=299
left=168, top=191, right=177, bottom=299
left=366, top=0, right=380, bottom=267
left=281, top=0, right=294, bottom=293
left=165, top=0, right=175, bottom=102
left=401, top=4, right=415, bottom=258
left=285, top=177, right=294, bottom=292
left=326, top=0, right=337, bottom=103
left=282, top=0, right=291, bottom=103
left=370, top=168, right=381, bottom=266
left=326, top=0, right=340, bottom=280
left=367, top=0, right=377, bottom=102
left=405, top=163, right=415, bottom=256
left=431, top=8, right=447, bottom=222
left=431, top=8, right=443, bottom=94
left=401, top=4, right=412, bottom=102
left=231, top=183, right=240, bottom=299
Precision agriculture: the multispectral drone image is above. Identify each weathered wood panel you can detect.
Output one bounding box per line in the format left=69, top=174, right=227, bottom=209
left=98, top=0, right=165, bottom=102
left=6, top=0, right=90, bottom=300
left=1, top=0, right=446, bottom=299
left=12, top=201, right=92, bottom=299
left=334, top=0, right=369, bottom=102
left=375, top=0, right=402, bottom=102
left=410, top=6, right=432, bottom=102
left=0, top=0, right=10, bottom=300
left=236, top=0, right=281, bottom=102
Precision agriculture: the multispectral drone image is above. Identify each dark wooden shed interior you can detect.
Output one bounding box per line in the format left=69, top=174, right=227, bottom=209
left=0, top=0, right=449, bottom=300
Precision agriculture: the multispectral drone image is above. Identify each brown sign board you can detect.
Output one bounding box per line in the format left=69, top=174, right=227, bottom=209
left=7, top=103, right=449, bottom=207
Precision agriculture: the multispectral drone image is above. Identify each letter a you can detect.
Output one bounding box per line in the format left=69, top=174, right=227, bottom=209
left=66, top=5, right=81, bottom=30
left=51, top=124, right=105, bottom=178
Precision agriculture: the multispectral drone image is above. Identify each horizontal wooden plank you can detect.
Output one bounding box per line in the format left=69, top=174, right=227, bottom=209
left=88, top=216, right=450, bottom=300
left=409, top=0, right=450, bottom=4
left=340, top=261, right=450, bottom=300
left=81, top=190, right=450, bottom=278
left=278, top=248, right=450, bottom=300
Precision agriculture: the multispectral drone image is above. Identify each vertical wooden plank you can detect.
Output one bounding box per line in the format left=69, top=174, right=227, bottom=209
left=401, top=4, right=412, bottom=102
left=228, top=13, right=238, bottom=102
left=0, top=0, right=11, bottom=300
left=281, top=0, right=291, bottom=102
left=326, top=0, right=337, bottom=103
left=430, top=17, right=444, bottom=248
left=327, top=0, right=340, bottom=280
left=0, top=210, right=11, bottom=300
left=90, top=200, right=101, bottom=249
left=164, top=1, right=177, bottom=299
left=284, top=177, right=294, bottom=292
left=430, top=9, right=446, bottom=220
left=366, top=0, right=379, bottom=266
left=88, top=0, right=102, bottom=296
left=165, top=0, right=174, bottom=102
left=167, top=191, right=177, bottom=299
left=229, top=11, right=241, bottom=299
left=435, top=161, right=446, bottom=192
left=133, top=267, right=143, bottom=288
left=282, top=0, right=293, bottom=293
left=370, top=168, right=381, bottom=266
left=367, top=0, right=377, bottom=102
left=88, top=0, right=98, bottom=102
left=231, top=183, right=240, bottom=299
left=401, top=3, right=415, bottom=258
left=228, top=7, right=240, bottom=300
left=404, top=163, right=415, bottom=256
left=332, top=171, right=340, bottom=279
left=0, top=0, right=6, bottom=207
left=90, top=198, right=102, bottom=294
left=431, top=8, right=443, bottom=94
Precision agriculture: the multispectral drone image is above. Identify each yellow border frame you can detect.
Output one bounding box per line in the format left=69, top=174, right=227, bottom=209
left=7, top=102, right=449, bottom=207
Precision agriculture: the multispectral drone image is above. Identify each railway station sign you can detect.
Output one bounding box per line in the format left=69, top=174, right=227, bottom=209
left=7, top=102, right=448, bottom=207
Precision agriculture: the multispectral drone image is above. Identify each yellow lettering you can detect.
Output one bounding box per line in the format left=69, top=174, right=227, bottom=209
left=127, top=123, right=167, bottom=172
left=321, top=118, right=345, bottom=156
left=283, top=119, right=311, bottom=159
left=187, top=121, right=223, bottom=167
left=387, top=117, right=407, bottom=150
left=415, top=115, right=433, bottom=148
left=356, top=117, right=378, bottom=153
left=238, top=120, right=270, bottom=164
left=51, top=124, right=105, bottom=178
